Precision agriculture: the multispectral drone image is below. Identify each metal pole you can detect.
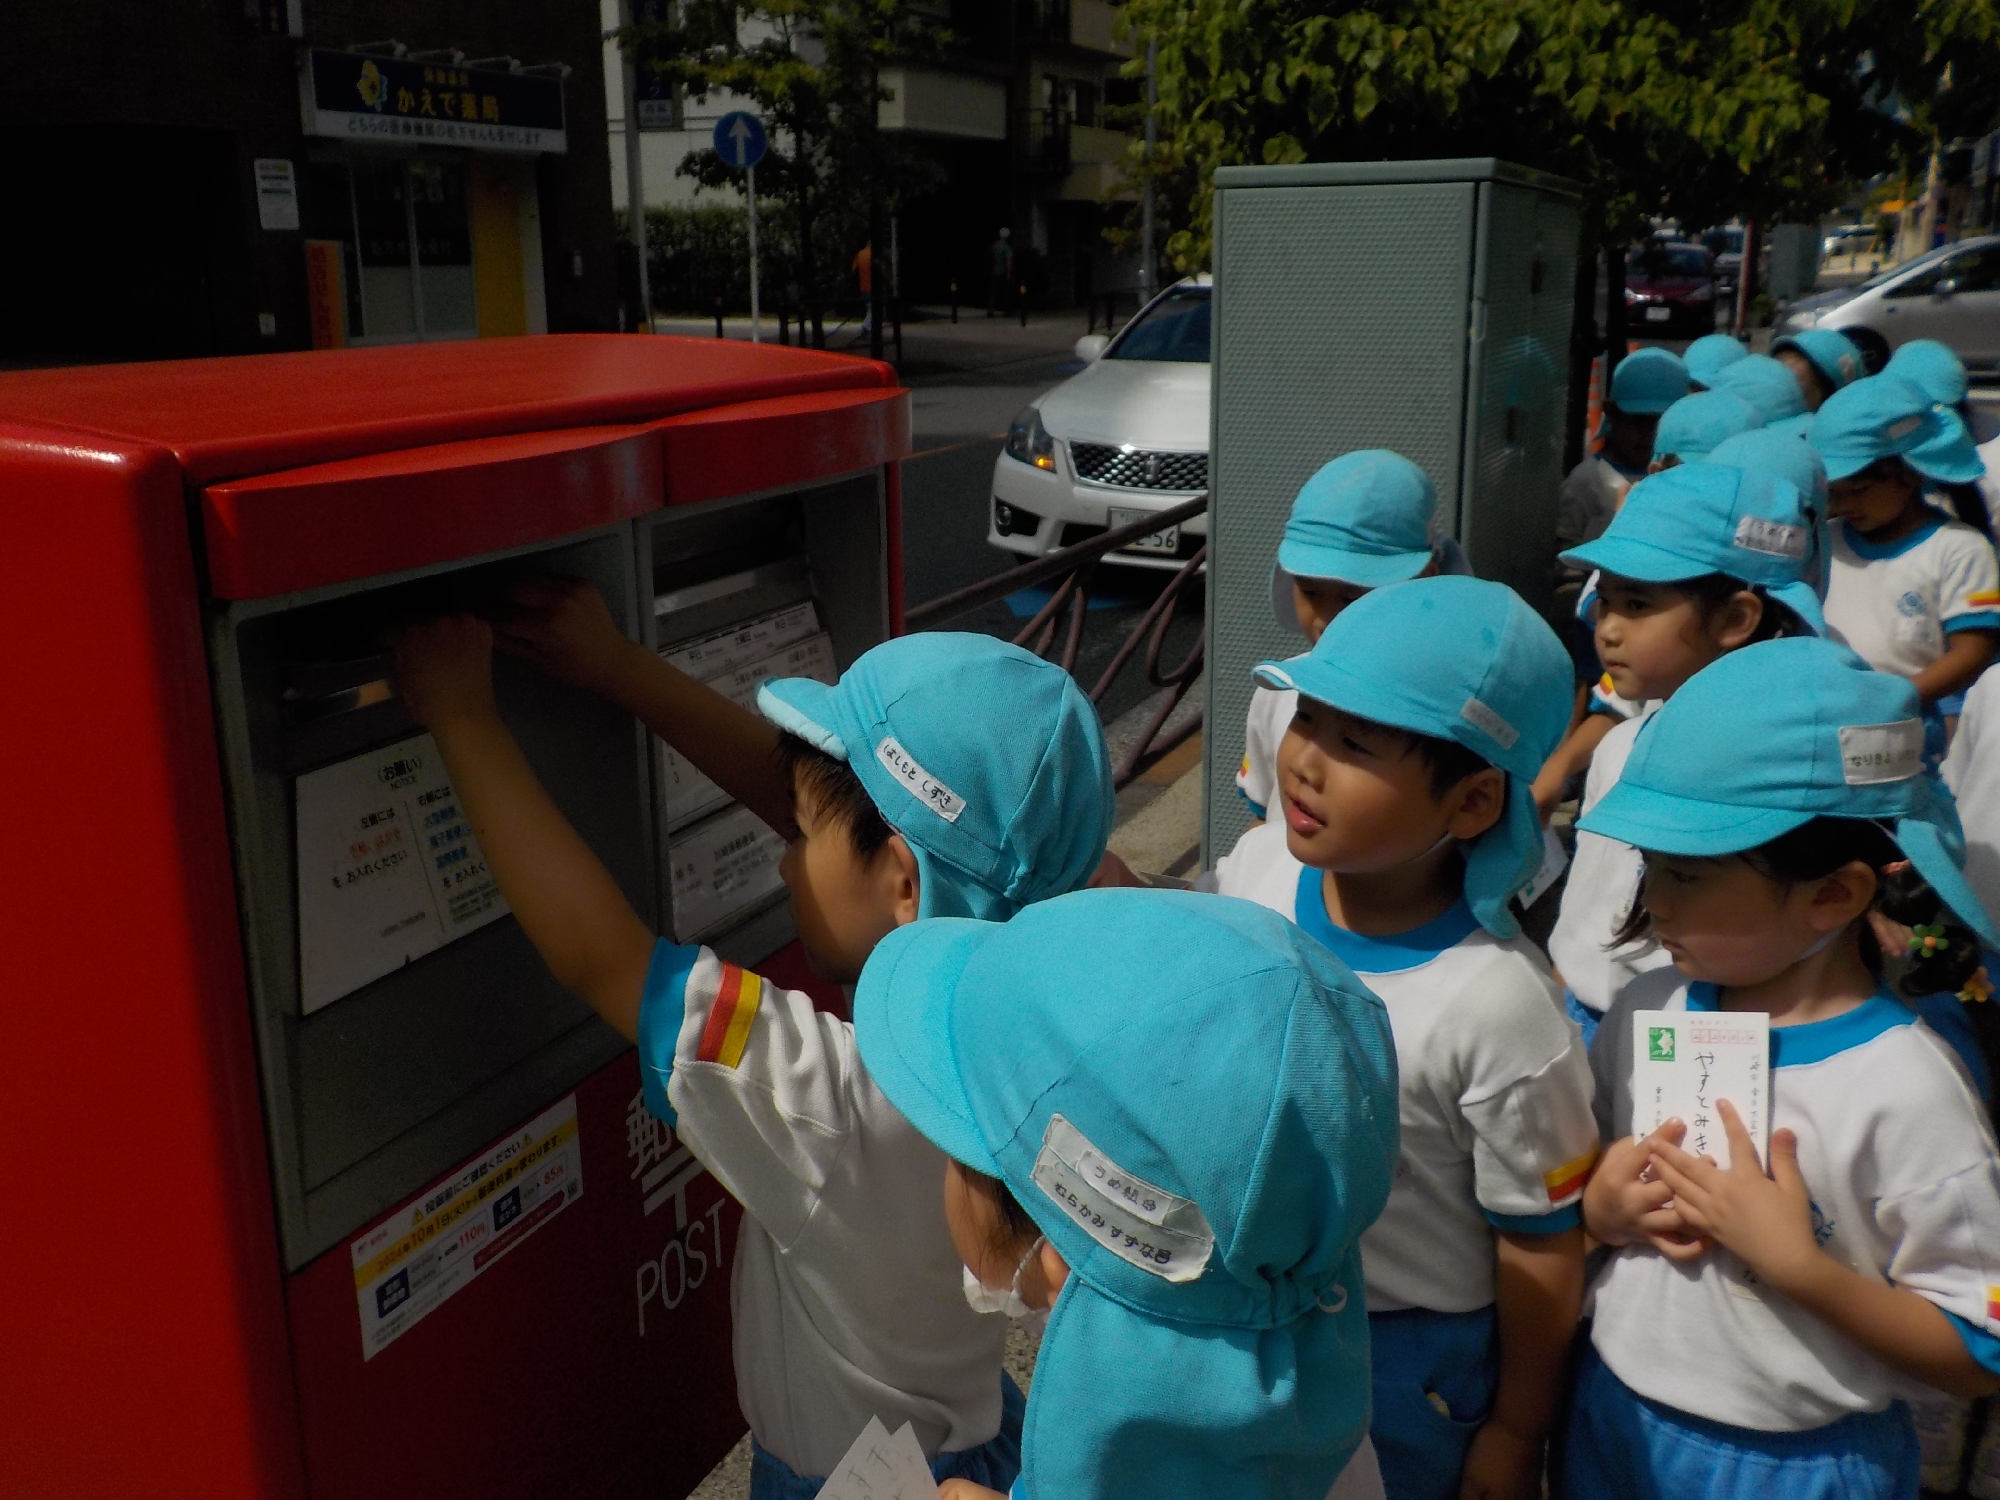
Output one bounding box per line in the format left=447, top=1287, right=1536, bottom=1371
left=747, top=162, right=761, bottom=343
left=1139, top=37, right=1156, bottom=298
left=619, top=0, right=652, bottom=332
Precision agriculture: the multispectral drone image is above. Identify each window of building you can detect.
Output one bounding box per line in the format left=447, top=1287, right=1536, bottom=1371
left=300, top=156, right=478, bottom=343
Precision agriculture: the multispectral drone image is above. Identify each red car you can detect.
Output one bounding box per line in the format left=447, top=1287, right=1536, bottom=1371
left=1626, top=241, right=1718, bottom=337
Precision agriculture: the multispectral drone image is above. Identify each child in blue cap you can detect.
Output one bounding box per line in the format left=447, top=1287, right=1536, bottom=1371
left=392, top=617, right=1113, bottom=1500
left=1683, top=333, right=1749, bottom=391
left=1809, top=374, right=1999, bottom=758
left=1648, top=391, right=1762, bottom=470
left=1711, top=353, right=1810, bottom=427
left=1548, top=463, right=1825, bottom=1044
left=1559, top=346, right=1690, bottom=550
left=851, top=887, right=1401, bottom=1500
left=1886, top=338, right=2000, bottom=536
left=1213, top=575, right=1599, bottom=1500
left=1772, top=328, right=1866, bottom=413
left=1572, top=638, right=2000, bottom=1500
left=1236, top=449, right=1469, bottom=821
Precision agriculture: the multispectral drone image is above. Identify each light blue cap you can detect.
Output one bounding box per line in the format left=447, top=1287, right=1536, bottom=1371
left=1711, top=354, right=1809, bottom=424
left=1772, top=329, right=1866, bottom=394
left=1808, top=374, right=1986, bottom=484
left=757, top=633, right=1113, bottom=921
left=1578, top=638, right=2000, bottom=950
left=1653, top=391, right=1762, bottom=462
left=854, top=888, right=1398, bottom=1500
left=1886, top=339, right=1969, bottom=408
left=1610, top=346, right=1690, bottom=415
left=1683, top=333, right=1749, bottom=389
left=1708, top=427, right=1833, bottom=592
left=1252, top=576, right=1572, bottom=938
left=1560, top=462, right=1827, bottom=633
left=1276, top=450, right=1441, bottom=589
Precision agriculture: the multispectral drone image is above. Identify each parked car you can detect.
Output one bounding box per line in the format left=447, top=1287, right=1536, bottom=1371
left=988, top=277, right=1211, bottom=572
left=1626, top=240, right=1719, bottom=336
left=1778, top=235, right=2000, bottom=367
left=1702, top=225, right=1745, bottom=295
left=1821, top=223, right=1879, bottom=260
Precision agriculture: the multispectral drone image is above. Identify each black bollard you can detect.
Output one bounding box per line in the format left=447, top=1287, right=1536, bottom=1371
left=714, top=295, right=725, bottom=339
left=950, top=279, right=958, bottom=325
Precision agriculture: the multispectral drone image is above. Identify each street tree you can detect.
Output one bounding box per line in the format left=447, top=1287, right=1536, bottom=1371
left=627, top=0, right=939, bottom=353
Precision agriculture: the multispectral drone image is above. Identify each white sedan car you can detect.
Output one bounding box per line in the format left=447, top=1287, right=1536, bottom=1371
left=988, top=277, right=1210, bottom=571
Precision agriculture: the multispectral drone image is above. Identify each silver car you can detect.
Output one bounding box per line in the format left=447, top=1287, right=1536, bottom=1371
left=1779, top=235, right=2000, bottom=366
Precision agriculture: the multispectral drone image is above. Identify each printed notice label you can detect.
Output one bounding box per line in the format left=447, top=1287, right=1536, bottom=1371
left=814, top=1416, right=937, bottom=1500
left=351, top=1095, right=582, bottom=1360
left=659, top=630, right=836, bottom=828
left=295, top=732, right=509, bottom=1013
left=1631, top=1010, right=1769, bottom=1170
left=668, top=803, right=788, bottom=942
left=1030, top=1113, right=1214, bottom=1282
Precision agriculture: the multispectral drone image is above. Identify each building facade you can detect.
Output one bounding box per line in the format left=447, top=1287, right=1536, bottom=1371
left=1, top=1, right=620, bottom=367
left=602, top=0, right=1141, bottom=311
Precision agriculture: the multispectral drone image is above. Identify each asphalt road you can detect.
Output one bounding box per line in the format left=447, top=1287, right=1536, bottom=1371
left=899, top=349, right=1208, bottom=734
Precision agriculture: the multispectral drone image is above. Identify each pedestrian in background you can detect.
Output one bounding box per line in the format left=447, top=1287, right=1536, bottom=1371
left=987, top=227, right=1013, bottom=318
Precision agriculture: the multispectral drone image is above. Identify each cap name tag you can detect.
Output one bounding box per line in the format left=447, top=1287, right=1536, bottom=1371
left=1887, top=415, right=1925, bottom=441
left=1460, top=696, right=1519, bottom=749
left=875, top=736, right=964, bottom=822
left=1733, top=516, right=1806, bottom=559
left=1838, top=720, right=1924, bottom=784
left=1031, top=1114, right=1213, bottom=1283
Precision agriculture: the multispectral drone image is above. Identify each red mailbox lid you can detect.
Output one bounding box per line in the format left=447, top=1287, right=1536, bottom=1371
left=0, top=334, right=896, bottom=484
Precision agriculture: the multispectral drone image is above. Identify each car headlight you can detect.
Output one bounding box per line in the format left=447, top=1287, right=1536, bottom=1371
left=1005, top=407, right=1057, bottom=471
left=1783, top=309, right=1820, bottom=330
left=1687, top=283, right=1714, bottom=303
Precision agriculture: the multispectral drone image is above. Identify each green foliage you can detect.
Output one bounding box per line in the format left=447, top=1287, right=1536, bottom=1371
left=1117, top=0, right=2000, bottom=271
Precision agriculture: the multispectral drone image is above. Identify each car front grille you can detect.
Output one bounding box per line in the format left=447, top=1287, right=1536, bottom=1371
left=1069, top=442, right=1207, bottom=492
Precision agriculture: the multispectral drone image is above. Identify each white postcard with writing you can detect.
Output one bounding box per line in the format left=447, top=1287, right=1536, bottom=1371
left=815, top=1417, right=937, bottom=1500
left=1630, top=1010, right=1770, bottom=1170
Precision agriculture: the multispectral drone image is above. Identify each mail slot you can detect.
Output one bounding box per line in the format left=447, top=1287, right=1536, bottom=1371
left=1, top=336, right=909, bottom=1500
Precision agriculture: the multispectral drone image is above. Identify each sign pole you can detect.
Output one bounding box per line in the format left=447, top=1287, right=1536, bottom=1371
left=619, top=0, right=652, bottom=332
left=748, top=163, right=761, bottom=344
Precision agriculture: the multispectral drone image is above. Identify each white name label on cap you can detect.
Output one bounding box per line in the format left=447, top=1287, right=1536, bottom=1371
left=875, top=736, right=964, bottom=823
left=1887, top=415, right=1925, bottom=441
left=1734, top=516, right=1806, bottom=559
left=1031, top=1114, right=1214, bottom=1283
left=1838, top=720, right=1924, bottom=784
left=1460, top=696, right=1519, bottom=749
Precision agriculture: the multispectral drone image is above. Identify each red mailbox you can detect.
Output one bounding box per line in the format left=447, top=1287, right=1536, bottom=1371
left=0, top=336, right=909, bottom=1500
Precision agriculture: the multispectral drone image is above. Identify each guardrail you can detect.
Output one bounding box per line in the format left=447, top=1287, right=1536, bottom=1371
left=906, top=493, right=1208, bottom=788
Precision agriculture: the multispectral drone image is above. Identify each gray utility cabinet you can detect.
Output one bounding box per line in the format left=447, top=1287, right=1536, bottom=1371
left=1203, top=158, right=1581, bottom=863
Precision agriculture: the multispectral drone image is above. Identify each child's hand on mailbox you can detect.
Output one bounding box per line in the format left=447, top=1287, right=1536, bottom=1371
left=394, top=614, right=498, bottom=729
left=491, top=575, right=632, bottom=694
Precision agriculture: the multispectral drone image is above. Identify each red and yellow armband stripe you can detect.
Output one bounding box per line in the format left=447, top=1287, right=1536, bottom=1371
left=1543, top=1147, right=1599, bottom=1206
left=1987, top=1285, right=2000, bottom=1324
left=1966, top=590, right=2000, bottom=609
left=696, top=963, right=764, bottom=1069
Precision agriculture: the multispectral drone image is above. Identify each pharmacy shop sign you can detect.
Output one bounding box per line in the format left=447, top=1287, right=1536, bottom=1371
left=303, top=49, right=567, bottom=154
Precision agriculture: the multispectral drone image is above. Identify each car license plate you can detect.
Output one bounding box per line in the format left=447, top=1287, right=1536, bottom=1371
left=1644, top=306, right=1672, bottom=322
left=1108, top=507, right=1179, bottom=555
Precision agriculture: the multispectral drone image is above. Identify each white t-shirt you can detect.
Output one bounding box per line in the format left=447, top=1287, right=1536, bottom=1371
left=1588, top=968, right=2000, bottom=1432
left=1944, top=668, right=2000, bottom=926
left=1236, top=685, right=1297, bottom=820
left=1823, top=512, right=2000, bottom=681
left=640, top=942, right=1006, bottom=1478
left=1978, top=431, right=2000, bottom=521
left=1546, top=708, right=1674, bottom=1014
left=1214, top=823, right=1600, bottom=1314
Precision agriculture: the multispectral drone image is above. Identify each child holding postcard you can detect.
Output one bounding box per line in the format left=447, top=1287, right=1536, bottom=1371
left=1574, top=638, right=2000, bottom=1499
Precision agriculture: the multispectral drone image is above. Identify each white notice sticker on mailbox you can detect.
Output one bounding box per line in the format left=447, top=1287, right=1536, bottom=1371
left=295, top=732, right=510, bottom=1013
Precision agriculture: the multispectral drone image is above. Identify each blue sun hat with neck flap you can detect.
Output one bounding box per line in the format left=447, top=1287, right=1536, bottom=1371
left=757, top=633, right=1114, bottom=921
left=1578, top=637, right=2000, bottom=950
left=1684, top=333, right=1749, bottom=390
left=1809, top=374, right=1986, bottom=484
left=1559, top=461, right=1828, bottom=634
left=1610, top=346, right=1689, bottom=414
left=854, top=887, right=1399, bottom=1500
left=1252, top=575, right=1573, bottom=938
left=1773, top=329, right=1866, bottom=395
left=1712, top=353, right=1810, bottom=425
left=1886, top=339, right=1970, bottom=408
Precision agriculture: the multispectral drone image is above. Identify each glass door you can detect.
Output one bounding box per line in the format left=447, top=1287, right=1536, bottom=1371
left=320, top=156, right=479, bottom=344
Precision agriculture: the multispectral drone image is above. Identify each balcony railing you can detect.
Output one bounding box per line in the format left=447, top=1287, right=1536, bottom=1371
left=1015, top=107, right=1072, bottom=176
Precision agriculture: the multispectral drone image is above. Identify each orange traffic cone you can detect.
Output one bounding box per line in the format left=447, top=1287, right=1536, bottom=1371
left=1586, top=353, right=1606, bottom=454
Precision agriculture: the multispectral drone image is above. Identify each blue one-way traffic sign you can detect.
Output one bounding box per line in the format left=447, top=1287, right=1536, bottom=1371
left=713, top=111, right=767, bottom=170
